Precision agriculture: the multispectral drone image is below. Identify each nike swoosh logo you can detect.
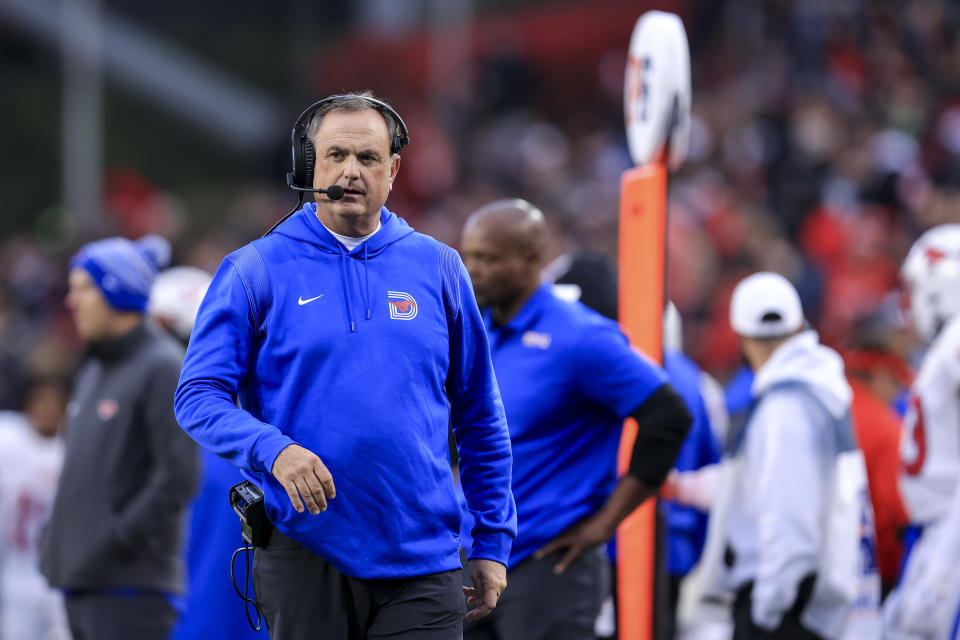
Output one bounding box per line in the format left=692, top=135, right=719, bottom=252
left=298, top=295, right=324, bottom=305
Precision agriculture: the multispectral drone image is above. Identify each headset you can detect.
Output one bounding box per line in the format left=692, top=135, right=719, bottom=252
left=285, top=94, right=411, bottom=192
left=265, top=94, right=411, bottom=237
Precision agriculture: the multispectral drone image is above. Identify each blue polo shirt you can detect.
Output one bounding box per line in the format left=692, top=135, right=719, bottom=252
left=482, top=285, right=668, bottom=566
left=661, top=350, right=720, bottom=577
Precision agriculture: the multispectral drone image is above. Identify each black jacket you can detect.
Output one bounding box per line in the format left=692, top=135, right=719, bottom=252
left=40, top=321, right=199, bottom=593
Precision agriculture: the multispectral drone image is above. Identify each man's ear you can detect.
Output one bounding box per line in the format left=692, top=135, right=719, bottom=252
left=525, top=240, right=546, bottom=267
left=388, top=156, right=401, bottom=190
left=524, top=247, right=546, bottom=277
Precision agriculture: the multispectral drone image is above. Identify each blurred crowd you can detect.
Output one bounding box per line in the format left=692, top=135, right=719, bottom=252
left=4, top=0, right=960, bottom=403
left=2, top=1, right=960, bottom=638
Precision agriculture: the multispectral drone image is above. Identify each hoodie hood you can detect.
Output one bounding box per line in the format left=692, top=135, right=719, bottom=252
left=274, top=202, right=414, bottom=256
left=752, top=329, right=852, bottom=419
left=272, top=202, right=416, bottom=332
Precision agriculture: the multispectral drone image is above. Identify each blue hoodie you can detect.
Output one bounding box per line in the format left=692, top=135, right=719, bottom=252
left=170, top=450, right=260, bottom=640
left=175, top=203, right=516, bottom=579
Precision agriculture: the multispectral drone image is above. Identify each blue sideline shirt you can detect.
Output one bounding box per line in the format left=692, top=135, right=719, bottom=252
left=483, top=285, right=668, bottom=566
left=170, top=450, right=260, bottom=640
left=661, top=350, right=720, bottom=577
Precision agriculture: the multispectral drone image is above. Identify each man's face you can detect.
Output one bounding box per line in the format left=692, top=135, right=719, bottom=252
left=461, top=223, right=532, bottom=309
left=65, top=269, right=114, bottom=342
left=311, top=109, right=400, bottom=220
left=25, top=383, right=67, bottom=438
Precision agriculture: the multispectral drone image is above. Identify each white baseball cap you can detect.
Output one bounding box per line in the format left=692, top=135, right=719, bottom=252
left=730, top=272, right=804, bottom=338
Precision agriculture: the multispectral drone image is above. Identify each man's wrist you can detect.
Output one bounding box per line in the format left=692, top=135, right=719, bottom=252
left=251, top=430, right=296, bottom=474
left=467, top=530, right=513, bottom=566
left=608, top=475, right=656, bottom=523
left=468, top=557, right=505, bottom=569
left=591, top=506, right=622, bottom=540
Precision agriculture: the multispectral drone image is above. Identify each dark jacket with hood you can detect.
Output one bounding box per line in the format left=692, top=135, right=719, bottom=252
left=41, top=321, right=199, bottom=594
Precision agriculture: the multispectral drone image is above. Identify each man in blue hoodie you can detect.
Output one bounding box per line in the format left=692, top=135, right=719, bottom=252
left=175, top=93, right=516, bottom=639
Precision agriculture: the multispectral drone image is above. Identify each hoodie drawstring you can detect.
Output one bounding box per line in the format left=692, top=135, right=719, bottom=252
left=338, top=244, right=373, bottom=332
left=363, top=243, right=371, bottom=321
left=338, top=249, right=356, bottom=332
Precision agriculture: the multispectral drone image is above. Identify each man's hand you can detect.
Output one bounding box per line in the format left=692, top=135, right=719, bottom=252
left=535, top=474, right=657, bottom=574
left=534, top=514, right=615, bottom=575
left=659, top=470, right=680, bottom=501
left=272, top=444, right=336, bottom=515
left=463, top=558, right=507, bottom=621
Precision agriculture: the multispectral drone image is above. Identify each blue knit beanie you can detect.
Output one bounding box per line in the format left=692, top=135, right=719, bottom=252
left=70, top=235, right=171, bottom=312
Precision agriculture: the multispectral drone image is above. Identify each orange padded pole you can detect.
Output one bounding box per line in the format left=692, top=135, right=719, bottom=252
left=616, top=160, right=667, bottom=640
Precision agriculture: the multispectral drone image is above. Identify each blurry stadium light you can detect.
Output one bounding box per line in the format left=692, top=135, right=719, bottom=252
left=1, top=0, right=282, bottom=153
left=61, top=0, right=104, bottom=231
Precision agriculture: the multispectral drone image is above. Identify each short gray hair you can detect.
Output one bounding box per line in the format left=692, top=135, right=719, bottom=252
left=304, top=91, right=401, bottom=156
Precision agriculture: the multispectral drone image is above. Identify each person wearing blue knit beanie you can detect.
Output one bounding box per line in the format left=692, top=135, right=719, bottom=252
left=69, top=234, right=170, bottom=312
left=40, top=235, right=200, bottom=640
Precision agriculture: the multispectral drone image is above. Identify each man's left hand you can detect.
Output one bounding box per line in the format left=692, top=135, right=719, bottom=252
left=463, top=558, right=507, bottom=621
left=534, top=514, right=615, bottom=575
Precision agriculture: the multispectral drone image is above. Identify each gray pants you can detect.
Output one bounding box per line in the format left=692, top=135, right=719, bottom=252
left=65, top=592, right=178, bottom=640
left=253, top=529, right=465, bottom=639
left=464, top=546, right=609, bottom=640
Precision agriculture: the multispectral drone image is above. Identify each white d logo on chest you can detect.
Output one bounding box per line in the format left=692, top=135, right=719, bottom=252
left=387, top=291, right=418, bottom=320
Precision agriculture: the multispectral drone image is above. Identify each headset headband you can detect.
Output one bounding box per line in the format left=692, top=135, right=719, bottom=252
left=290, top=94, right=410, bottom=156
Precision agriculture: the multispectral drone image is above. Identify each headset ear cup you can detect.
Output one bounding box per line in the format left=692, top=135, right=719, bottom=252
left=291, top=135, right=307, bottom=188
left=390, top=128, right=410, bottom=155
left=302, top=138, right=316, bottom=188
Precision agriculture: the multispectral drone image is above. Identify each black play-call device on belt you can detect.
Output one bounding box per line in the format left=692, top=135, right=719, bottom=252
left=230, top=481, right=273, bottom=547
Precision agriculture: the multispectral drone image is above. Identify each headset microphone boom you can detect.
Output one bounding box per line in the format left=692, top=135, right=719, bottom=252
left=284, top=180, right=345, bottom=200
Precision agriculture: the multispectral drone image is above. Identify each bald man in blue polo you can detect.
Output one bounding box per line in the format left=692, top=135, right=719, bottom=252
left=459, top=200, right=692, bottom=640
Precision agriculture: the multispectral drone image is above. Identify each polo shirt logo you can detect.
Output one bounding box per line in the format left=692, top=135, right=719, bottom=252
left=387, top=291, right=418, bottom=320
left=98, top=398, right=119, bottom=420
left=521, top=331, right=552, bottom=349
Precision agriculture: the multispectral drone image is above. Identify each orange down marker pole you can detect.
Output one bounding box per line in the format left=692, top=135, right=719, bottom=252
left=616, top=160, right=667, bottom=640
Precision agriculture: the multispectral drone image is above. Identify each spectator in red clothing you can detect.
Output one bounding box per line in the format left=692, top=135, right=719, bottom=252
left=844, top=343, right=912, bottom=597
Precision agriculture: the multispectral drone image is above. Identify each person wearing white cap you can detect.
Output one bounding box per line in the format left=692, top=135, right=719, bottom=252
left=697, top=272, right=880, bottom=640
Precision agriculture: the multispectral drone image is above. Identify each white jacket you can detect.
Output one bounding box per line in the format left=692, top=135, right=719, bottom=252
left=699, top=331, right=880, bottom=639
